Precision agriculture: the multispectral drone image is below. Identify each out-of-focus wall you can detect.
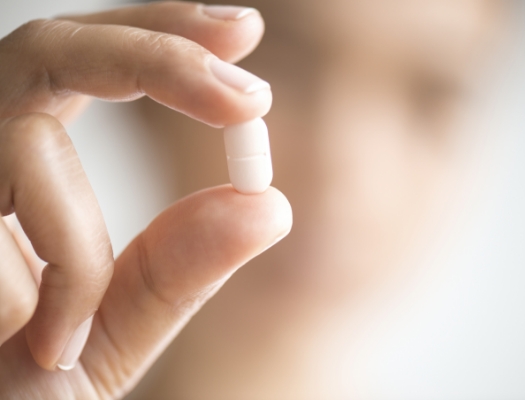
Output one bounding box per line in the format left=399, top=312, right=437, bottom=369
left=0, top=0, right=121, bottom=36
left=0, top=0, right=175, bottom=256
left=351, top=46, right=525, bottom=399
left=322, top=10, right=525, bottom=398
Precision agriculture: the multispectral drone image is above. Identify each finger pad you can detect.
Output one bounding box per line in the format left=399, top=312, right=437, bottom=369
left=144, top=185, right=292, bottom=287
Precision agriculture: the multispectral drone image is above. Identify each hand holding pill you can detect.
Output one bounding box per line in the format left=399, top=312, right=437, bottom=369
left=0, top=3, right=293, bottom=398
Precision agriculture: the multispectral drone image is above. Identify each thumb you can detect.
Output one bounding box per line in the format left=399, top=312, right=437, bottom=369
left=80, top=185, right=292, bottom=397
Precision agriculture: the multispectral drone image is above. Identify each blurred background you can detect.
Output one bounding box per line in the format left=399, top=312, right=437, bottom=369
left=2, top=0, right=525, bottom=399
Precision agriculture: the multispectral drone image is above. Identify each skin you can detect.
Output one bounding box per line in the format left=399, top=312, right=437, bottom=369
left=123, top=0, right=508, bottom=399
left=0, top=3, right=292, bottom=399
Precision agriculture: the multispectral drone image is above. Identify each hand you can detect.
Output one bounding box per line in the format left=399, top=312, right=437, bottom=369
left=0, top=2, right=292, bottom=398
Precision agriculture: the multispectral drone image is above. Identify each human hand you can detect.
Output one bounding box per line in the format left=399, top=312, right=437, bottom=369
left=0, top=2, right=292, bottom=398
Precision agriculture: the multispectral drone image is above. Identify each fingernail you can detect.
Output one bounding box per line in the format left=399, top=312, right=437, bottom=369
left=210, top=58, right=270, bottom=94
left=57, top=315, right=93, bottom=371
left=202, top=5, right=257, bottom=20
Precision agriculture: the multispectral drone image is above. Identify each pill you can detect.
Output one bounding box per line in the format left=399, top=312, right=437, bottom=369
left=224, top=118, right=273, bottom=194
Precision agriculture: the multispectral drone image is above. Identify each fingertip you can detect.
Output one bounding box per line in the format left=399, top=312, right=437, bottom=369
left=264, top=186, right=293, bottom=238
left=200, top=58, right=273, bottom=126
left=196, top=184, right=293, bottom=253
left=145, top=184, right=291, bottom=279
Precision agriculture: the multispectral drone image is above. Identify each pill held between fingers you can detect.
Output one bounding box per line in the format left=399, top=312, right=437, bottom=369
left=224, top=118, right=273, bottom=194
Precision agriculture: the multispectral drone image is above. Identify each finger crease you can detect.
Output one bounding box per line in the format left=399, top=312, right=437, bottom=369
left=41, top=64, right=62, bottom=96
left=136, top=234, right=173, bottom=308
left=79, top=306, right=137, bottom=399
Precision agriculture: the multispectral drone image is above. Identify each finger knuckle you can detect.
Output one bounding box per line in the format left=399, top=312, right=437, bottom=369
left=0, top=289, right=38, bottom=330
left=1, top=19, right=73, bottom=94
left=4, top=113, right=71, bottom=157
left=7, top=19, right=56, bottom=44
left=18, top=18, right=50, bottom=35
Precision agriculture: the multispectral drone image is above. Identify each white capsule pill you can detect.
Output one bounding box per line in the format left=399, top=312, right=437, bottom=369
left=224, top=118, right=273, bottom=194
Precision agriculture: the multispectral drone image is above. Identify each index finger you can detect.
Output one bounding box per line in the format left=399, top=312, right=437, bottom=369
left=0, top=14, right=271, bottom=127
left=61, top=1, right=265, bottom=64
